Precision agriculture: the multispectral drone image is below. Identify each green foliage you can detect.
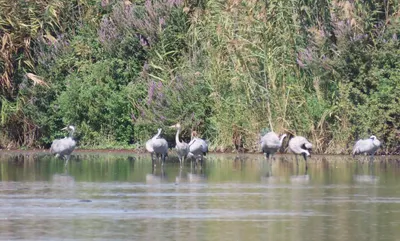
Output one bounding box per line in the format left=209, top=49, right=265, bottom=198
left=0, top=0, right=399, bottom=154
left=58, top=61, right=134, bottom=145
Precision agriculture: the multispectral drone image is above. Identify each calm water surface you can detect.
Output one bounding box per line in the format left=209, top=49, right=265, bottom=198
left=1, top=151, right=400, bottom=240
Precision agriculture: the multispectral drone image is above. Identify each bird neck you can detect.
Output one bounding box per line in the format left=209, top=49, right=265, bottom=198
left=152, top=130, right=161, bottom=139
left=279, top=135, right=286, bottom=145
left=372, top=139, right=380, bottom=147
left=175, top=128, right=181, bottom=144
left=69, top=130, right=75, bottom=138
left=302, top=149, right=310, bottom=156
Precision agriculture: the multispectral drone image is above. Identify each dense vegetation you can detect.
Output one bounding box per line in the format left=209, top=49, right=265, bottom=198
left=0, top=0, right=399, bottom=154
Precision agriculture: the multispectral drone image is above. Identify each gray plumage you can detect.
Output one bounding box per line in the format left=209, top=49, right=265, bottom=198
left=288, top=136, right=313, bottom=164
left=50, top=125, right=76, bottom=166
left=145, top=128, right=168, bottom=166
left=170, top=123, right=189, bottom=168
left=188, top=131, right=208, bottom=166
left=260, top=132, right=287, bottom=159
left=352, top=135, right=381, bottom=157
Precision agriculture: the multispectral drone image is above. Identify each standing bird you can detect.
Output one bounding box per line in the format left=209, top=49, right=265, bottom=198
left=188, top=131, right=208, bottom=167
left=170, top=123, right=189, bottom=168
left=260, top=132, right=287, bottom=160
left=288, top=136, right=313, bottom=169
left=145, top=128, right=168, bottom=166
left=352, top=135, right=381, bottom=161
left=50, top=125, right=77, bottom=166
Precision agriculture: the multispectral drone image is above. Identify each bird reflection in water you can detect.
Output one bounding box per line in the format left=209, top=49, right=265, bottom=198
left=353, top=161, right=379, bottom=184
left=175, top=167, right=206, bottom=184
left=146, top=166, right=167, bottom=184
left=290, top=164, right=310, bottom=184
left=51, top=170, right=76, bottom=198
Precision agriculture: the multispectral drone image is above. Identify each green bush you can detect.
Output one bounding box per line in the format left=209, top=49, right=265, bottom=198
left=1, top=0, right=399, bottom=154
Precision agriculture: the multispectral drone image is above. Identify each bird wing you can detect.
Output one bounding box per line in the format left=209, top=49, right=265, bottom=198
left=353, top=139, right=378, bottom=154
left=201, top=140, right=209, bottom=153
left=289, top=136, right=312, bottom=154
left=50, top=138, right=76, bottom=155
left=189, top=138, right=208, bottom=154
left=50, top=138, right=68, bottom=154
left=296, top=136, right=312, bottom=150
left=189, top=138, right=201, bottom=154
left=373, top=138, right=381, bottom=147
left=188, top=139, right=196, bottom=146
left=352, top=139, right=362, bottom=154
left=176, top=142, right=190, bottom=156
left=59, top=138, right=76, bottom=155
left=145, top=139, right=154, bottom=152
left=152, top=138, right=168, bottom=153
left=261, top=132, right=280, bottom=149
left=50, top=139, right=61, bottom=154
left=177, top=141, right=189, bottom=150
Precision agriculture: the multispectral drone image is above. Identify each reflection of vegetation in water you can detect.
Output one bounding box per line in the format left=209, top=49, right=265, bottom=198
left=1, top=153, right=400, bottom=240
left=1, top=153, right=400, bottom=185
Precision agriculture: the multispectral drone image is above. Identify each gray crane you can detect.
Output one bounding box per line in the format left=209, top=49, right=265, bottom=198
left=260, top=132, right=287, bottom=160
left=50, top=125, right=76, bottom=166
left=288, top=136, right=313, bottom=169
left=188, top=131, right=208, bottom=167
left=170, top=123, right=189, bottom=168
left=145, top=128, right=168, bottom=166
left=352, top=135, right=381, bottom=161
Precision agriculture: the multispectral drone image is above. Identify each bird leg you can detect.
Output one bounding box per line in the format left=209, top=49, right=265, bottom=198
left=267, top=153, right=273, bottom=167
left=161, top=154, right=165, bottom=166
left=302, top=153, right=308, bottom=171
left=151, top=153, right=155, bottom=167
left=64, top=155, right=70, bottom=168
left=179, top=156, right=183, bottom=169
left=369, top=155, right=374, bottom=165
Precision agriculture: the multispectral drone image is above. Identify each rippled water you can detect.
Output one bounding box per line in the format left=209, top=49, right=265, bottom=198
left=1, top=151, right=400, bottom=240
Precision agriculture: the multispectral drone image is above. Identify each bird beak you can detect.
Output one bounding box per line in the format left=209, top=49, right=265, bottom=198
left=61, top=127, right=68, bottom=130
left=169, top=124, right=177, bottom=128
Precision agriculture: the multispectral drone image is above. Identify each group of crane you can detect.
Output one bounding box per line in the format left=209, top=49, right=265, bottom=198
left=145, top=123, right=208, bottom=168
left=49, top=124, right=381, bottom=168
left=260, top=133, right=313, bottom=161
left=260, top=132, right=381, bottom=169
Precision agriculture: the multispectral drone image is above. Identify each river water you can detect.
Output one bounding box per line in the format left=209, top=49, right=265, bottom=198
left=0, top=151, right=400, bottom=240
